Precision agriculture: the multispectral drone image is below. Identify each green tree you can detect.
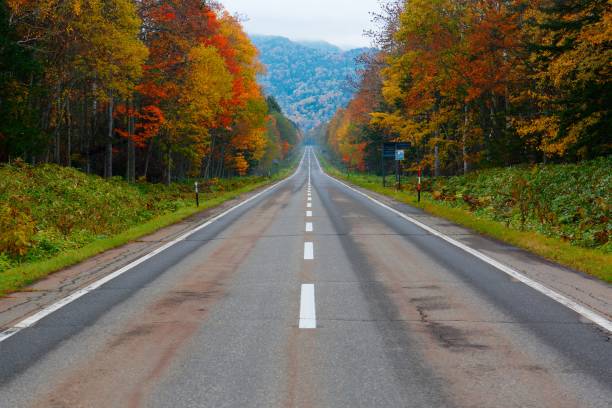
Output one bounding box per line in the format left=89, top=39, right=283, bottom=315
left=0, top=0, right=44, bottom=160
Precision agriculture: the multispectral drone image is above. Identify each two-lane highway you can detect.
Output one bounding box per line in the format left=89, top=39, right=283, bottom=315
left=0, top=147, right=610, bottom=407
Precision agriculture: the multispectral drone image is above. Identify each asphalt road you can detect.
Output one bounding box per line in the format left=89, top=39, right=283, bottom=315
left=0, top=147, right=610, bottom=407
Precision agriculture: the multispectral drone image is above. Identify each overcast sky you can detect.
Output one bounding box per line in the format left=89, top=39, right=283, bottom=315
left=221, top=0, right=380, bottom=49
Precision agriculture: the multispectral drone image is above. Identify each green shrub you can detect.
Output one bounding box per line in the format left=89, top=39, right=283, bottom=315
left=0, top=162, right=270, bottom=273
left=427, top=158, right=611, bottom=250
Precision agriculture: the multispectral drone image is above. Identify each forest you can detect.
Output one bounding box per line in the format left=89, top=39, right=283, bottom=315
left=325, top=0, right=610, bottom=175
left=0, top=0, right=299, bottom=183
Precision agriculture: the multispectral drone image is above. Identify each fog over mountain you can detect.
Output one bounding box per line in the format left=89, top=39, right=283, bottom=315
left=251, top=35, right=371, bottom=130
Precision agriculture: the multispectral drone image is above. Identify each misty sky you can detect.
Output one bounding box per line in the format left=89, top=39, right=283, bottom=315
left=221, top=0, right=380, bottom=49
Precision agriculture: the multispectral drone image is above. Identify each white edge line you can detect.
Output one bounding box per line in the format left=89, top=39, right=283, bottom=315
left=312, top=151, right=612, bottom=333
left=0, top=151, right=309, bottom=343
left=306, top=222, right=313, bottom=232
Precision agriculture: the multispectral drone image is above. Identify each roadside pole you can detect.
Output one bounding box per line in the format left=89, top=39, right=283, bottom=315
left=195, top=182, right=200, bottom=207
left=396, top=159, right=400, bottom=190
left=395, top=149, right=405, bottom=191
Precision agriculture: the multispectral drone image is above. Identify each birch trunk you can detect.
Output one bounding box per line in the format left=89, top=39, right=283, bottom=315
left=105, top=97, right=114, bottom=179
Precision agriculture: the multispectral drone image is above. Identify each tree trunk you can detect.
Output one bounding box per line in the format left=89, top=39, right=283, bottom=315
left=143, top=136, right=154, bottom=180
left=166, top=151, right=172, bottom=185
left=165, top=135, right=172, bottom=185
left=105, top=97, right=114, bottom=179
left=66, top=97, right=71, bottom=167
left=53, top=130, right=60, bottom=164
left=127, top=140, right=135, bottom=183
left=487, top=95, right=497, bottom=163
left=84, top=97, right=90, bottom=174
left=126, top=99, right=136, bottom=183
left=53, top=91, right=61, bottom=164
left=88, top=85, right=98, bottom=174
left=80, top=96, right=86, bottom=171
left=434, top=144, right=440, bottom=177
left=463, top=104, right=469, bottom=174
left=216, top=144, right=226, bottom=178
left=203, top=133, right=216, bottom=179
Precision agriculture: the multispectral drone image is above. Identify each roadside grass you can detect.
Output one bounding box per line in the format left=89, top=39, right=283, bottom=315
left=320, top=158, right=612, bottom=283
left=0, top=164, right=296, bottom=296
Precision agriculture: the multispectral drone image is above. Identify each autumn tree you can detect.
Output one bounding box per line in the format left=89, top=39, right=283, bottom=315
left=332, top=0, right=609, bottom=176
left=515, top=0, right=611, bottom=159
left=1, top=0, right=297, bottom=180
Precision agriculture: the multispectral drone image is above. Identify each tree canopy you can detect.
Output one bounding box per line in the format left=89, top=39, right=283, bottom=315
left=324, top=0, right=611, bottom=175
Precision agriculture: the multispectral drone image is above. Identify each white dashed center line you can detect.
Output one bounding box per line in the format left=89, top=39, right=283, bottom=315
left=299, top=284, right=316, bottom=329
left=304, top=242, right=314, bottom=260
left=300, top=150, right=316, bottom=329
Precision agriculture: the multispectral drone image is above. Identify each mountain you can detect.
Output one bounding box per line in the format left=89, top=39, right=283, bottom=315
left=296, top=40, right=342, bottom=54
left=251, top=35, right=371, bottom=130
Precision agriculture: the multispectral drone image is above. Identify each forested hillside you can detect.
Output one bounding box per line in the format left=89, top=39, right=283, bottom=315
left=325, top=0, right=611, bottom=174
left=0, top=0, right=298, bottom=182
left=251, top=35, right=370, bottom=130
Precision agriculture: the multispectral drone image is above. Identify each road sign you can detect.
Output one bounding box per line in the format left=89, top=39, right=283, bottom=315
left=383, top=143, right=396, bottom=158
left=383, top=142, right=410, bottom=158
left=395, top=150, right=405, bottom=161
left=384, top=142, right=410, bottom=149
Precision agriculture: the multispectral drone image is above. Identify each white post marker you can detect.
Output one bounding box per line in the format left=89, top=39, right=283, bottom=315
left=299, top=284, right=316, bottom=329
left=304, top=242, right=314, bottom=260
left=305, top=222, right=313, bottom=232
